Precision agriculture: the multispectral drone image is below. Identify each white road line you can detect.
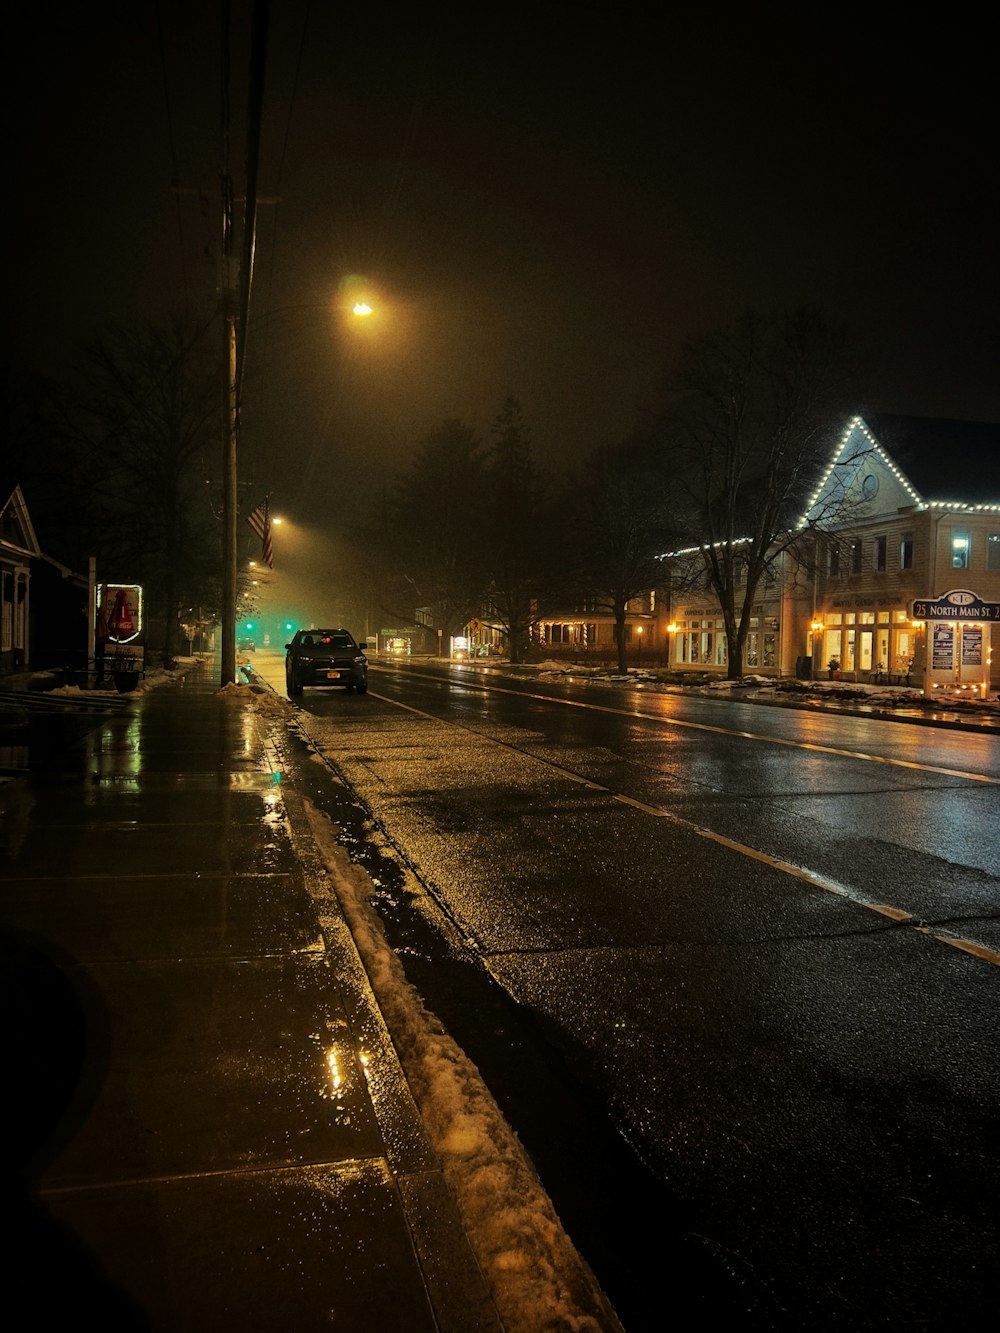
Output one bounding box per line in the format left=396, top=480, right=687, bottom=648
left=367, top=685, right=1000, bottom=968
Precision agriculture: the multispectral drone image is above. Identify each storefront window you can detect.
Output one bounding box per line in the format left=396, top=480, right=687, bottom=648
left=679, top=618, right=729, bottom=665
left=876, top=627, right=889, bottom=669
left=858, top=630, right=873, bottom=673
left=952, top=531, right=970, bottom=568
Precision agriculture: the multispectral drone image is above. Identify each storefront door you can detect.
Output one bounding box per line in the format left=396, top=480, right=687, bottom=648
left=857, top=628, right=874, bottom=676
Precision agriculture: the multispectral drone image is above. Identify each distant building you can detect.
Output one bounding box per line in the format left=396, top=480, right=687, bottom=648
left=532, top=590, right=669, bottom=666
left=663, top=415, right=1000, bottom=696
left=805, top=415, right=1000, bottom=696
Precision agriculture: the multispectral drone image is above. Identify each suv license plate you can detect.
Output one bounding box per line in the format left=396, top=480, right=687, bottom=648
left=326, top=671, right=341, bottom=679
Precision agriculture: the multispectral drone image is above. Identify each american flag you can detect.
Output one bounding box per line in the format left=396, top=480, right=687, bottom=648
left=246, top=500, right=273, bottom=568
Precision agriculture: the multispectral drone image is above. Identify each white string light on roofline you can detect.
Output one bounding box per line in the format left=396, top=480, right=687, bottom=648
left=798, top=415, right=924, bottom=527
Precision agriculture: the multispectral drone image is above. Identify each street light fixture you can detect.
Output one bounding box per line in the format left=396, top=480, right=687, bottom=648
left=221, top=294, right=377, bottom=685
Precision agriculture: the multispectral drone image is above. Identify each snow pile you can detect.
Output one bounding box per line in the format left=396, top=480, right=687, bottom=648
left=216, top=676, right=287, bottom=714
left=458, top=660, right=1000, bottom=712
left=217, top=680, right=249, bottom=706
left=43, top=683, right=93, bottom=700
left=302, top=803, right=619, bottom=1333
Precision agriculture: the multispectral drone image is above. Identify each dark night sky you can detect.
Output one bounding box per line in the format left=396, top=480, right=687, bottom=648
left=8, top=2, right=1000, bottom=527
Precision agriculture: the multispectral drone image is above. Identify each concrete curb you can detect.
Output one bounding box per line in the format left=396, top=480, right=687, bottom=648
left=243, top=672, right=503, bottom=1330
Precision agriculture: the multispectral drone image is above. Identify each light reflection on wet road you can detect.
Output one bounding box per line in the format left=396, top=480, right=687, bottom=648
left=256, top=651, right=1000, bottom=1329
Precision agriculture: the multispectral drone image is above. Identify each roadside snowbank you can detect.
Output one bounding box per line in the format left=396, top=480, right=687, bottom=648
left=455, top=659, right=1000, bottom=716
left=302, top=802, right=618, bottom=1333
left=231, top=679, right=618, bottom=1330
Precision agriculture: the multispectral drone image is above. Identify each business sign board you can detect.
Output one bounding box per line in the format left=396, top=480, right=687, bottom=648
left=910, top=589, right=1000, bottom=621
left=931, top=624, right=954, bottom=671
left=98, top=584, right=143, bottom=644
left=962, top=625, right=983, bottom=666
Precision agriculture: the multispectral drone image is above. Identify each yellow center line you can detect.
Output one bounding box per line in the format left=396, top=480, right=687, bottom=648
left=695, top=828, right=1000, bottom=967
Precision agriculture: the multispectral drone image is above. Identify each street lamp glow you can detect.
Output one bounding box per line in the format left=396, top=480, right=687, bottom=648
left=352, top=302, right=373, bottom=316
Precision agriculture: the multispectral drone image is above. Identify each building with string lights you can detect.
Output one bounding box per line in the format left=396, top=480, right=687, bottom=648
left=666, top=415, right=1000, bottom=696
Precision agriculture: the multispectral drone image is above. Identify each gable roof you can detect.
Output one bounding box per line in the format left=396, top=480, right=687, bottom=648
left=0, top=485, right=42, bottom=559
left=802, top=414, right=1000, bottom=525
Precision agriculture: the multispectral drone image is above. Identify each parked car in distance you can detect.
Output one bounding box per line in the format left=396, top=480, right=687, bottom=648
left=285, top=629, right=368, bottom=696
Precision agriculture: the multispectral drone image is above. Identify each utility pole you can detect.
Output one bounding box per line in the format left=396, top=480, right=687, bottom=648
left=220, top=0, right=268, bottom=687
left=220, top=0, right=237, bottom=686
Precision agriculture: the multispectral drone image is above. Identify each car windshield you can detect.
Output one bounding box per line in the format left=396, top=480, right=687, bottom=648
left=302, top=631, right=354, bottom=650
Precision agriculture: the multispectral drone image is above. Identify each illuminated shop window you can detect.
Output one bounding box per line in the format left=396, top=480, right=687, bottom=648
left=952, top=531, right=970, bottom=569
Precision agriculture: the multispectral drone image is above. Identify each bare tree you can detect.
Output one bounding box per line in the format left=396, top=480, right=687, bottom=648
left=75, top=311, right=221, bottom=661
left=655, top=307, right=857, bottom=679
left=567, top=436, right=675, bottom=674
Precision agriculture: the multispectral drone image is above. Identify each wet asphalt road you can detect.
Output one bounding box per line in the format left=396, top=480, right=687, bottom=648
left=255, top=650, right=1000, bottom=1330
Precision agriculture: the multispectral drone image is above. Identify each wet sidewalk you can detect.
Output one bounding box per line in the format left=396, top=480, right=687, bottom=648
left=0, top=663, right=500, bottom=1331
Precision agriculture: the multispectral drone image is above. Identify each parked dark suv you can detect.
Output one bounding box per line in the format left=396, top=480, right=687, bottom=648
left=285, top=629, right=369, bottom=696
